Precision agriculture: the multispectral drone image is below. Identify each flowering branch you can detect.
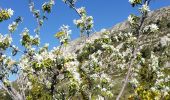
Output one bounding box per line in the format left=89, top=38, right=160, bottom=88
left=63, top=0, right=95, bottom=37
left=116, top=0, right=152, bottom=99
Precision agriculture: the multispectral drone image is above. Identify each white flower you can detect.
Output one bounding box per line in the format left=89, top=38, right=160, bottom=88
left=101, top=73, right=111, bottom=82
left=48, top=52, right=56, bottom=61
left=128, top=15, right=135, bottom=24
left=21, top=28, right=29, bottom=36
left=73, top=71, right=81, bottom=82
left=77, top=7, right=86, bottom=15
left=35, top=34, right=39, bottom=38
left=73, top=19, right=83, bottom=25
left=50, top=0, right=55, bottom=5
left=8, top=36, right=12, bottom=44
left=90, top=74, right=99, bottom=79
left=162, top=86, right=170, bottom=96
left=3, top=93, right=6, bottom=96
left=97, top=50, right=102, bottom=55
left=8, top=22, right=18, bottom=33
left=46, top=81, right=52, bottom=88
left=165, top=75, right=170, bottom=82
left=29, top=3, right=34, bottom=12
left=150, top=53, right=159, bottom=71
left=156, top=71, right=164, bottom=78
left=89, top=54, right=98, bottom=63
left=129, top=0, right=135, bottom=4
left=34, top=54, right=43, bottom=63
left=101, top=88, right=107, bottom=91
left=7, top=8, right=14, bottom=17
left=58, top=25, right=71, bottom=44
left=155, top=79, right=164, bottom=85
left=130, top=78, right=139, bottom=87
left=73, top=8, right=93, bottom=33
left=27, top=81, right=32, bottom=89
left=102, top=44, right=109, bottom=49
left=150, top=24, right=159, bottom=32
left=8, top=24, right=13, bottom=31
left=0, top=34, right=12, bottom=45
left=127, top=32, right=133, bottom=36
left=139, top=3, right=150, bottom=13
left=144, top=24, right=159, bottom=33
left=151, top=87, right=157, bottom=91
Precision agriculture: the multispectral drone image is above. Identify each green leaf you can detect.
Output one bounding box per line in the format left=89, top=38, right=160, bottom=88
left=54, top=31, right=65, bottom=38
left=135, top=0, right=142, bottom=4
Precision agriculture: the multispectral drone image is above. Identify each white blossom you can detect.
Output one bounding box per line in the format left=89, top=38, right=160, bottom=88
left=139, top=3, right=150, bottom=13
left=33, top=54, right=43, bottom=63
left=162, top=86, right=170, bottom=96
left=7, top=8, right=14, bottom=17
left=128, top=15, right=135, bottom=24
left=27, top=81, right=32, bottom=90
left=58, top=25, right=71, bottom=44
left=151, top=87, right=157, bottom=91
left=8, top=22, right=18, bottom=33
left=130, top=78, right=139, bottom=87
left=101, top=88, right=107, bottom=91
left=101, top=73, right=111, bottom=82
left=77, top=7, right=86, bottom=15
left=129, top=0, right=135, bottom=4
left=144, top=24, right=159, bottom=33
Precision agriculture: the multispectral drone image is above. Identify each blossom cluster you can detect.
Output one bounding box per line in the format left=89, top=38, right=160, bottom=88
left=143, top=24, right=159, bottom=33
left=139, top=3, right=150, bottom=14
left=129, top=0, right=142, bottom=5
left=55, top=25, right=71, bottom=45
left=0, top=34, right=12, bottom=50
left=8, top=17, right=22, bottom=33
left=20, top=28, right=40, bottom=48
left=42, top=0, right=55, bottom=13
left=128, top=14, right=139, bottom=25
left=74, top=7, right=94, bottom=36
left=0, top=8, right=14, bottom=22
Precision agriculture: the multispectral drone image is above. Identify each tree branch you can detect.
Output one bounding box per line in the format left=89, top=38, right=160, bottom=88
left=116, top=0, right=151, bottom=100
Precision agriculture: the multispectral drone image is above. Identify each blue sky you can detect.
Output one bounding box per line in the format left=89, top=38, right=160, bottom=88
left=0, top=0, right=170, bottom=50
left=0, top=0, right=170, bottom=81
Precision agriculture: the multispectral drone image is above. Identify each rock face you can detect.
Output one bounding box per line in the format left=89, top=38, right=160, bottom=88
left=64, top=6, right=170, bottom=56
